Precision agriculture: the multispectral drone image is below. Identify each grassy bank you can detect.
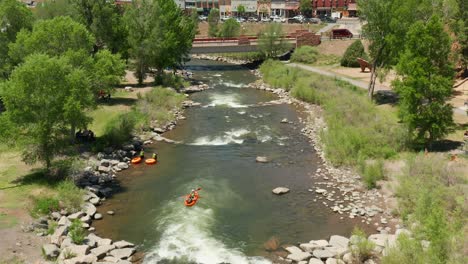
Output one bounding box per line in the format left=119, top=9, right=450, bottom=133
left=259, top=59, right=467, bottom=263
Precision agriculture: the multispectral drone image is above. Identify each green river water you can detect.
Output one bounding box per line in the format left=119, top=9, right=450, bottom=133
left=94, top=60, right=354, bottom=263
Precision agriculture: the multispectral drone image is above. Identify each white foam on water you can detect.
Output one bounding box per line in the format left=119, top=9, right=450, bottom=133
left=238, top=111, right=246, bottom=115
left=213, top=74, right=222, bottom=77
left=189, top=129, right=250, bottom=146
left=222, top=81, right=245, bottom=88
left=144, top=181, right=271, bottom=264
left=204, top=93, right=248, bottom=108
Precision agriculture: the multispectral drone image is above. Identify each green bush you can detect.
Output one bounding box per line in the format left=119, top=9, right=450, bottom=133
left=101, top=112, right=137, bottom=147
left=340, top=40, right=368, bottom=67
left=57, top=181, right=84, bottom=212
left=219, top=18, right=240, bottom=37
left=259, top=60, right=306, bottom=91
left=291, top=46, right=319, bottom=64
left=69, top=219, right=86, bottom=244
left=31, top=196, right=60, bottom=217
left=382, top=234, right=428, bottom=264
left=360, top=160, right=385, bottom=189
left=351, top=227, right=376, bottom=262
left=135, top=87, right=185, bottom=126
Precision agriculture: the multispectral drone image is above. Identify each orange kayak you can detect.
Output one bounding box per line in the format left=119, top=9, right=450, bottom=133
left=184, top=192, right=199, bottom=207
left=145, top=158, right=157, bottom=165
left=131, top=157, right=142, bottom=164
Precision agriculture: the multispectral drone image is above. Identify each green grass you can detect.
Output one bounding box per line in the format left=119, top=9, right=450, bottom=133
left=89, top=105, right=129, bottom=137
left=135, top=87, right=185, bottom=127
left=314, top=53, right=341, bottom=66
left=360, top=159, right=385, bottom=189
left=260, top=60, right=404, bottom=166
left=351, top=227, right=376, bottom=262
left=30, top=196, right=60, bottom=217
left=291, top=46, right=319, bottom=64
left=69, top=219, right=86, bottom=244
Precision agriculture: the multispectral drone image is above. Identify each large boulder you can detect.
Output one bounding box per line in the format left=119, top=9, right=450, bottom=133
left=313, top=249, right=335, bottom=259
left=82, top=203, right=97, bottom=217
left=287, top=251, right=312, bottom=262
left=309, top=259, right=324, bottom=264
left=113, top=240, right=135, bottom=249
left=63, top=244, right=90, bottom=257
left=50, top=225, right=68, bottom=245
left=117, top=162, right=129, bottom=169
left=42, top=244, right=60, bottom=260
left=91, top=245, right=116, bottom=259
left=368, top=234, right=396, bottom=248
left=329, top=235, right=349, bottom=248
left=300, top=240, right=329, bottom=252
left=272, top=187, right=290, bottom=195
left=67, top=211, right=85, bottom=220
left=63, top=254, right=97, bottom=264
left=98, top=166, right=111, bottom=173
left=58, top=216, right=72, bottom=227
left=109, top=248, right=136, bottom=259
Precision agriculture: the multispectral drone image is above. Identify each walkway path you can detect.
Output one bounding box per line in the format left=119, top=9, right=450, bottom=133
left=287, top=63, right=467, bottom=119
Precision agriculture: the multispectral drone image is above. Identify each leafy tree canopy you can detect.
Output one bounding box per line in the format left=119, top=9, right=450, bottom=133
left=341, top=40, right=369, bottom=67
left=219, top=18, right=240, bottom=38
left=258, top=23, right=291, bottom=58
left=208, top=8, right=220, bottom=37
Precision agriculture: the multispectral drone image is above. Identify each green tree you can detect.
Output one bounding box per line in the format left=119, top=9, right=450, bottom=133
left=358, top=0, right=436, bottom=98
left=219, top=18, right=240, bottom=38
left=71, top=0, right=128, bottom=54
left=0, top=0, right=33, bottom=79
left=1, top=54, right=94, bottom=170
left=393, top=16, right=454, bottom=146
left=451, top=0, right=467, bottom=76
left=258, top=23, right=290, bottom=58
left=300, top=0, right=313, bottom=17
left=92, top=49, right=126, bottom=95
left=340, top=40, right=368, bottom=67
left=125, top=0, right=196, bottom=85
left=34, top=0, right=78, bottom=20
left=207, top=8, right=220, bottom=37
left=9, top=16, right=95, bottom=65
left=236, top=5, right=246, bottom=17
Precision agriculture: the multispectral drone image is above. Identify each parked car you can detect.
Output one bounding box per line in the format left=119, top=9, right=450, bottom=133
left=260, top=17, right=271, bottom=23
left=320, top=16, right=337, bottom=23
left=331, top=29, right=353, bottom=39
left=221, top=16, right=231, bottom=22
left=247, top=17, right=258, bottom=22
left=198, top=15, right=207, bottom=21
left=236, top=17, right=246, bottom=23
left=272, top=16, right=286, bottom=23
left=288, top=15, right=304, bottom=24
left=307, top=18, right=321, bottom=24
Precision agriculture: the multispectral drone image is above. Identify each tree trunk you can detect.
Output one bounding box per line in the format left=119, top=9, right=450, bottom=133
left=70, top=124, right=76, bottom=144
left=155, top=68, right=164, bottom=85
left=368, top=65, right=378, bottom=98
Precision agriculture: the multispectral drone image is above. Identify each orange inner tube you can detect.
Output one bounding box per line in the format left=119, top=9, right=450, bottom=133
left=184, top=193, right=199, bottom=207
left=131, top=157, right=142, bottom=164
left=145, top=158, right=157, bottom=165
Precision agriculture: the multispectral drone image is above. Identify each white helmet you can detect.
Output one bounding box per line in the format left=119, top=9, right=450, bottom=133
left=191, top=189, right=195, bottom=192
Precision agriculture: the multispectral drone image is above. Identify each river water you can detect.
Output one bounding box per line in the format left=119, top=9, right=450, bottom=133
left=94, top=60, right=354, bottom=263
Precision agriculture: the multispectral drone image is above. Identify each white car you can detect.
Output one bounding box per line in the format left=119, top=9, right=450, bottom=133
left=272, top=16, right=286, bottom=23
left=221, top=16, right=231, bottom=22
left=236, top=17, right=246, bottom=23
left=261, top=17, right=271, bottom=23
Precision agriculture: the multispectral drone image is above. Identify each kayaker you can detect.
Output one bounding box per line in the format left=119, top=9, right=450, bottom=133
left=190, top=189, right=196, bottom=198
left=140, top=149, right=144, bottom=159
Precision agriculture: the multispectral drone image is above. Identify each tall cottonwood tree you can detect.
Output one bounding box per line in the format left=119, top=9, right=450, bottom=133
left=393, top=16, right=454, bottom=146
left=125, top=0, right=196, bottom=85
left=208, top=8, right=220, bottom=37
left=1, top=55, right=94, bottom=170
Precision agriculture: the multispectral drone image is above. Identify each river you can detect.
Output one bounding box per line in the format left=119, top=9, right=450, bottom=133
left=94, top=59, right=354, bottom=263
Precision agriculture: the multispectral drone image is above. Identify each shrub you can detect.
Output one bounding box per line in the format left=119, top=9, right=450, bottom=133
left=340, top=40, right=368, bottom=67
left=31, top=196, right=60, bottom=217
left=219, top=18, right=240, bottom=37
left=101, top=112, right=137, bottom=147
left=69, top=219, right=86, bottom=244
left=57, top=181, right=84, bottom=212
left=382, top=234, right=428, bottom=264
left=291, top=46, right=319, bottom=64
left=360, top=160, right=385, bottom=189
left=351, top=227, right=375, bottom=262
left=259, top=60, right=306, bottom=91
left=135, top=87, right=185, bottom=126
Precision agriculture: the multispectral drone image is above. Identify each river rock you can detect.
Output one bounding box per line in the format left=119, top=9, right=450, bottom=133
left=326, top=258, right=344, bottom=264
left=117, top=162, right=129, bottom=169
left=99, top=159, right=110, bottom=167
left=329, top=235, right=349, bottom=248
left=109, top=248, right=136, bottom=259
left=368, top=234, right=396, bottom=247
left=94, top=213, right=103, bottom=220
left=107, top=210, right=115, bottom=215
left=64, top=244, right=90, bottom=256
left=97, top=238, right=113, bottom=247
left=50, top=225, right=68, bottom=245
left=300, top=240, right=329, bottom=252
left=51, top=212, right=62, bottom=220
left=60, top=237, right=73, bottom=249
left=313, top=249, right=335, bottom=259
left=315, top=189, right=327, bottom=194
left=113, top=240, right=135, bottom=249
left=309, top=240, right=329, bottom=248
left=91, top=244, right=116, bottom=259
left=285, top=246, right=303, bottom=255
left=287, top=252, right=312, bottom=262
left=309, top=258, right=324, bottom=264
left=80, top=215, right=91, bottom=224
left=89, top=197, right=100, bottom=205
left=281, top=118, right=289, bottom=123
left=98, top=166, right=111, bottom=173
left=342, top=252, right=353, bottom=264
left=63, top=254, right=97, bottom=264
left=58, top=216, right=71, bottom=227
left=42, top=244, right=60, bottom=259
left=272, top=187, right=290, bottom=195
left=82, top=203, right=97, bottom=217
left=67, top=211, right=85, bottom=220
left=256, top=156, right=269, bottom=163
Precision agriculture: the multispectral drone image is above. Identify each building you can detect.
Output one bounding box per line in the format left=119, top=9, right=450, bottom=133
left=219, top=0, right=231, bottom=17
left=312, top=0, right=357, bottom=17
left=231, top=0, right=257, bottom=16
left=271, top=0, right=299, bottom=18
left=257, top=0, right=271, bottom=18
left=174, top=0, right=186, bottom=9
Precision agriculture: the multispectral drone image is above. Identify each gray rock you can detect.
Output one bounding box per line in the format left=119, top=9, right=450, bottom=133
left=364, top=260, right=376, bottom=264
left=342, top=252, right=353, bottom=264
left=80, top=215, right=91, bottom=224
left=309, top=259, right=324, bottom=264
left=97, top=238, right=113, bottom=247
left=109, top=248, right=136, bottom=259
left=395, top=228, right=411, bottom=237
left=82, top=203, right=96, bottom=217
left=285, top=246, right=303, bottom=254
left=60, top=237, right=73, bottom=249
left=94, top=213, right=103, bottom=220
left=58, top=216, right=71, bottom=227
left=51, top=212, right=62, bottom=220
left=50, top=225, right=68, bottom=245
left=64, top=244, right=90, bottom=256
left=287, top=252, right=312, bottom=262
left=329, top=235, right=349, bottom=248
left=91, top=244, right=116, bottom=259
left=256, top=156, right=269, bottom=163
left=42, top=244, right=60, bottom=259
left=117, top=162, right=129, bottom=169
left=107, top=211, right=115, bottom=215
left=368, top=234, right=396, bottom=248
left=100, top=160, right=111, bottom=167
left=326, top=258, right=344, bottom=264
left=272, top=187, right=290, bottom=195
left=281, top=118, right=289, bottom=123
left=301, top=240, right=329, bottom=252
left=67, top=211, right=85, bottom=220
left=315, top=189, right=327, bottom=194
left=309, top=240, right=329, bottom=247
left=63, top=254, right=97, bottom=264
left=98, top=166, right=111, bottom=173
left=89, top=197, right=100, bottom=205
left=313, top=249, right=335, bottom=259
left=113, top=240, right=135, bottom=249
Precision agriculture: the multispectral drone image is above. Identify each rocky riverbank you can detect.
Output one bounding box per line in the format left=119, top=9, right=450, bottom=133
left=248, top=70, right=401, bottom=233
left=23, top=81, right=211, bottom=263
left=191, top=54, right=251, bottom=65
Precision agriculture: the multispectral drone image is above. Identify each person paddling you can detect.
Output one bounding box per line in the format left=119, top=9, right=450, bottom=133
left=152, top=152, right=157, bottom=160
left=187, top=189, right=197, bottom=203
left=140, top=149, right=145, bottom=159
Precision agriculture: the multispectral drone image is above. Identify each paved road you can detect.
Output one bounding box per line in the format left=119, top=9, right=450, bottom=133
left=288, top=63, right=467, bottom=118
